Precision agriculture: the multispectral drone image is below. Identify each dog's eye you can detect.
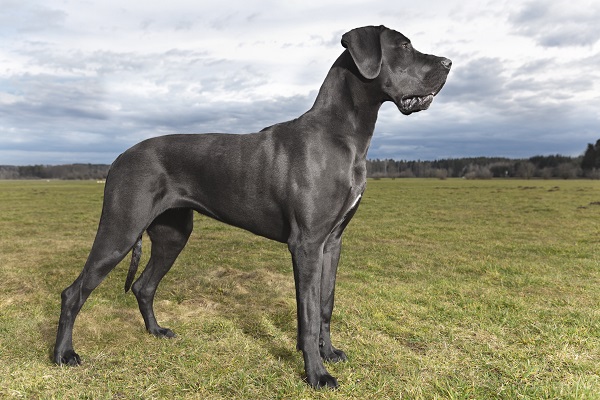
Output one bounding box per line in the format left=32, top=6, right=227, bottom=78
left=400, top=43, right=411, bottom=50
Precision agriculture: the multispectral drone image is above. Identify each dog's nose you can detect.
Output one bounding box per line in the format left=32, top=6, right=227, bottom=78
left=441, top=58, right=452, bottom=70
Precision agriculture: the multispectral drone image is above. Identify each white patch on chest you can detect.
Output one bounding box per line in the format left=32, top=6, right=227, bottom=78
left=349, top=193, right=362, bottom=210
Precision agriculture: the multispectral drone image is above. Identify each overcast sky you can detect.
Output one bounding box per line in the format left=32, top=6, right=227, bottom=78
left=1, top=0, right=599, bottom=165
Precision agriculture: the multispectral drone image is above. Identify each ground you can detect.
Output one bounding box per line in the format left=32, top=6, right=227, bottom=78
left=0, top=178, right=599, bottom=399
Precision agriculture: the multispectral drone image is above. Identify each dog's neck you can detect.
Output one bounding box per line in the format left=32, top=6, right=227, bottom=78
left=308, top=50, right=383, bottom=161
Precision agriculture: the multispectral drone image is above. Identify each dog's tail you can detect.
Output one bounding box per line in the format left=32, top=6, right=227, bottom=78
left=125, top=235, right=143, bottom=293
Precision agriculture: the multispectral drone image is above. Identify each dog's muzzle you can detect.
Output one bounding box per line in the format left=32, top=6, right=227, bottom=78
left=398, top=94, right=435, bottom=115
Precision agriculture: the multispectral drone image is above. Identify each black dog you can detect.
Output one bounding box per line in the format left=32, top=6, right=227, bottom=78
left=54, top=25, right=451, bottom=388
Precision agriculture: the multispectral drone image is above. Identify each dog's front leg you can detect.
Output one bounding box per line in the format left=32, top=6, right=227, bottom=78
left=319, top=236, right=348, bottom=363
left=289, top=240, right=338, bottom=389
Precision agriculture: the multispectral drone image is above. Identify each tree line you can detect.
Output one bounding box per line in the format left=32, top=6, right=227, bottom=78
left=367, top=155, right=591, bottom=179
left=366, top=140, right=600, bottom=179
left=0, top=164, right=110, bottom=180
left=2, top=140, right=599, bottom=180
left=369, top=143, right=600, bottom=180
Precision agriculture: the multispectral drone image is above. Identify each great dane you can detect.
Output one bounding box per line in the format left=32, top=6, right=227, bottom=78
left=54, top=25, right=451, bottom=388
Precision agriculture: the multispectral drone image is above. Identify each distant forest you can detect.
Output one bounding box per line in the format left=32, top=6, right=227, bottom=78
left=369, top=139, right=600, bottom=180
left=0, top=164, right=111, bottom=180
left=368, top=155, right=591, bottom=179
left=2, top=140, right=600, bottom=180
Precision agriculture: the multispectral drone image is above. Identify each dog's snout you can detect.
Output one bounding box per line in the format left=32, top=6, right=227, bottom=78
left=441, top=58, right=452, bottom=70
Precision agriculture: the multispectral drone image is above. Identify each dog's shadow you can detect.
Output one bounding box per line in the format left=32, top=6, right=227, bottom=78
left=172, top=263, right=299, bottom=364
left=39, top=234, right=300, bottom=369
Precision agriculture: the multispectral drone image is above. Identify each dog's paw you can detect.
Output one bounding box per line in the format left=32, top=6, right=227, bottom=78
left=150, top=327, right=177, bottom=338
left=149, top=327, right=176, bottom=338
left=306, top=372, right=339, bottom=389
left=320, top=347, right=348, bottom=363
left=55, top=350, right=82, bottom=366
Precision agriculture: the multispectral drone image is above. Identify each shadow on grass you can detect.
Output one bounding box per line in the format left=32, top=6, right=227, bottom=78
left=37, top=253, right=302, bottom=372
left=174, top=265, right=300, bottom=363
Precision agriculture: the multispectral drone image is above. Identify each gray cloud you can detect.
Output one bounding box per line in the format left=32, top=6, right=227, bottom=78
left=1, top=0, right=599, bottom=165
left=510, top=1, right=600, bottom=47
left=0, top=1, right=67, bottom=34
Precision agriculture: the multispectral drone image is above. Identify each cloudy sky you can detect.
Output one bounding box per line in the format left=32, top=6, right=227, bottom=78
left=1, top=0, right=599, bottom=165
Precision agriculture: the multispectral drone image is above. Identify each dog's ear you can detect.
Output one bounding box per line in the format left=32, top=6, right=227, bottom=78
left=341, top=25, right=384, bottom=79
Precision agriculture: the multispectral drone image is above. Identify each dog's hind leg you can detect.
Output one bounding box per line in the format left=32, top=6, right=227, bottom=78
left=54, top=214, right=147, bottom=366
left=131, top=208, right=193, bottom=338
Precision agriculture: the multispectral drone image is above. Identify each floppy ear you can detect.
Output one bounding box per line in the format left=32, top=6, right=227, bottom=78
left=341, top=25, right=384, bottom=79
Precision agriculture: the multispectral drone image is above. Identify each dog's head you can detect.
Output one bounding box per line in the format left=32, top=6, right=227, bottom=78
left=342, top=25, right=451, bottom=115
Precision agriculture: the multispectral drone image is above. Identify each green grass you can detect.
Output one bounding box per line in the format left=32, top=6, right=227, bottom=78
left=1, top=179, right=599, bottom=399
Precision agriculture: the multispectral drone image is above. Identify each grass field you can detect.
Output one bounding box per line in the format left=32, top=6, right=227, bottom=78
left=1, top=178, right=599, bottom=399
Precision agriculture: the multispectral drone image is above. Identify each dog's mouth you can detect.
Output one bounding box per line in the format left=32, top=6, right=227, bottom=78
left=398, top=94, right=435, bottom=115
